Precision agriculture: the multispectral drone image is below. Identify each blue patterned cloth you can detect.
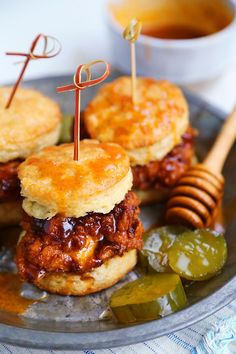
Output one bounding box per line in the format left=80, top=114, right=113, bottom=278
left=1, top=299, right=236, bottom=354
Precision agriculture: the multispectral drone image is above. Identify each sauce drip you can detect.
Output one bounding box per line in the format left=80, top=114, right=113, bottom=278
left=0, top=273, right=34, bottom=314
left=142, top=25, right=211, bottom=40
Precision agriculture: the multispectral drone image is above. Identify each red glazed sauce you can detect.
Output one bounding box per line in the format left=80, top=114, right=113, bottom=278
left=132, top=126, right=196, bottom=190
left=17, top=192, right=143, bottom=282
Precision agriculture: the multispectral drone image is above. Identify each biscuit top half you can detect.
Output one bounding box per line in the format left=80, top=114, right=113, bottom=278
left=18, top=140, right=132, bottom=219
left=84, top=77, right=189, bottom=151
left=0, top=87, right=61, bottom=163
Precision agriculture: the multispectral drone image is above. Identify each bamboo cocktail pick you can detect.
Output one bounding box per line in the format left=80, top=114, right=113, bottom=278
left=57, top=60, right=110, bottom=161
left=5, top=33, right=61, bottom=109
left=165, top=107, right=236, bottom=229
left=123, top=19, right=142, bottom=104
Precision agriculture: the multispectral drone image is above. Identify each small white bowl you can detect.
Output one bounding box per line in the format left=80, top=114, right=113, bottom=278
left=107, top=0, right=236, bottom=84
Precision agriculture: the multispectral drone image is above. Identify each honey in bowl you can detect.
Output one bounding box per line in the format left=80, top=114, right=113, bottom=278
left=110, top=0, right=234, bottom=40
left=142, top=25, right=214, bottom=40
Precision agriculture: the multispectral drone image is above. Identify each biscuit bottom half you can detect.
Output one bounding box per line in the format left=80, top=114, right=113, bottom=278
left=16, top=192, right=143, bottom=295
left=26, top=250, right=137, bottom=296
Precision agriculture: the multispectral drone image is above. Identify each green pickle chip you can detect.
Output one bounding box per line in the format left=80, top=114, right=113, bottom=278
left=110, top=274, right=187, bottom=324
left=60, top=114, right=74, bottom=143
left=139, top=226, right=188, bottom=273
left=168, top=229, right=227, bottom=281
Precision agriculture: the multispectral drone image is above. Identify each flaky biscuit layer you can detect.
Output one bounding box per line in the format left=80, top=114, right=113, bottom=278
left=84, top=76, right=189, bottom=165
left=0, top=87, right=61, bottom=162
left=19, top=140, right=132, bottom=219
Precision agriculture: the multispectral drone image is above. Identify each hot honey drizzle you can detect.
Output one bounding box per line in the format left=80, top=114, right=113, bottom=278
left=0, top=273, right=34, bottom=314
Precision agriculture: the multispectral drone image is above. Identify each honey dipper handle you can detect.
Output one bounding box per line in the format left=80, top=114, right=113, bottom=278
left=203, top=107, right=236, bottom=174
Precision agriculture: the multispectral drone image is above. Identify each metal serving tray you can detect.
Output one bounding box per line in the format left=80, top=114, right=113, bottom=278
left=0, top=73, right=236, bottom=350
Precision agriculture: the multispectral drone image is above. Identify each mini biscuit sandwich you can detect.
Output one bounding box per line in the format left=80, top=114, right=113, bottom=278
left=16, top=140, right=143, bottom=295
left=83, top=77, right=196, bottom=204
left=0, top=87, right=62, bottom=226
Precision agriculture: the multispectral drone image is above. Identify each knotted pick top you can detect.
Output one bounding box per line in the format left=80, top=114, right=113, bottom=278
left=57, top=60, right=110, bottom=93
left=123, top=18, right=142, bottom=43
left=6, top=33, right=61, bottom=60
left=5, top=33, right=61, bottom=109
left=123, top=19, right=142, bottom=104
left=56, top=60, right=110, bottom=161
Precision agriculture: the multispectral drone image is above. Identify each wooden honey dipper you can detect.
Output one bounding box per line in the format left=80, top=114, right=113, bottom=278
left=165, top=107, right=236, bottom=229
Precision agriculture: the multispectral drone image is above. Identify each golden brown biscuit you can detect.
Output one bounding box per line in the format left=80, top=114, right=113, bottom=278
left=0, top=87, right=62, bottom=163
left=84, top=76, right=189, bottom=166
left=31, top=250, right=137, bottom=296
left=19, top=140, right=133, bottom=219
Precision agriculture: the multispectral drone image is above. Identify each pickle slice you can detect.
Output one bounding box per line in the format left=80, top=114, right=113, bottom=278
left=139, top=226, right=188, bottom=273
left=110, top=274, right=187, bottom=324
left=60, top=114, right=73, bottom=143
left=168, top=229, right=227, bottom=281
